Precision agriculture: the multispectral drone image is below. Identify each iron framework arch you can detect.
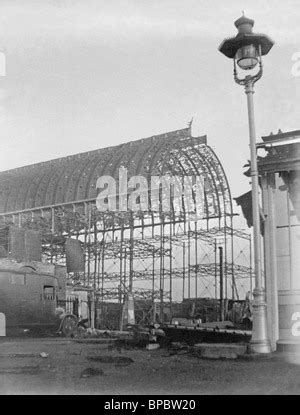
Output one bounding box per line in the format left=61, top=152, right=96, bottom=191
left=0, top=126, right=252, bottom=325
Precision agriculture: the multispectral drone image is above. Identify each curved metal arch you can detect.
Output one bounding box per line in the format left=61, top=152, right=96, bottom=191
left=206, top=144, right=234, bottom=218
left=30, top=163, right=58, bottom=208
left=3, top=170, right=27, bottom=212
left=110, top=141, right=142, bottom=180
left=142, top=135, right=185, bottom=217
left=23, top=169, right=48, bottom=210
left=44, top=162, right=69, bottom=206
left=14, top=170, right=36, bottom=211
left=55, top=154, right=94, bottom=204
left=59, top=152, right=98, bottom=202
left=30, top=161, right=64, bottom=208
left=198, top=144, right=232, bottom=217
left=173, top=139, right=223, bottom=219
left=65, top=152, right=100, bottom=202
left=0, top=128, right=233, bottom=219
left=155, top=145, right=190, bottom=221
left=145, top=130, right=190, bottom=179
left=187, top=145, right=224, bottom=216
left=157, top=140, right=209, bottom=220
left=190, top=142, right=232, bottom=218
left=162, top=138, right=222, bottom=219
left=81, top=141, right=142, bottom=201
left=78, top=144, right=131, bottom=201
left=81, top=148, right=116, bottom=201
left=0, top=176, right=12, bottom=212
left=53, top=159, right=80, bottom=205
left=153, top=135, right=225, bottom=224
left=130, top=138, right=157, bottom=177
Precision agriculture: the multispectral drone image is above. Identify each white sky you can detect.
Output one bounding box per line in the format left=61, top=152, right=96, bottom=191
left=0, top=0, right=299, bottom=223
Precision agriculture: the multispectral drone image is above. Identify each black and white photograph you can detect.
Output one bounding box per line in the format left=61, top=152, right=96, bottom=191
left=0, top=0, right=299, bottom=399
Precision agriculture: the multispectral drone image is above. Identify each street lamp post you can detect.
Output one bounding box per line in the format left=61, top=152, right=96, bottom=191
left=219, top=15, right=274, bottom=353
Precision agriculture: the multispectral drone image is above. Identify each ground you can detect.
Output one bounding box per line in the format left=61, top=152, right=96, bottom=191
left=0, top=337, right=300, bottom=395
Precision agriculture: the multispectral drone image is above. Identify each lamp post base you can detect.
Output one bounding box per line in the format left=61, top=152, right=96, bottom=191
left=249, top=287, right=272, bottom=354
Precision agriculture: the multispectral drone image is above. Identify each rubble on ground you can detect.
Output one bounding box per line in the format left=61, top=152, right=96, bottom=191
left=80, top=367, right=104, bottom=378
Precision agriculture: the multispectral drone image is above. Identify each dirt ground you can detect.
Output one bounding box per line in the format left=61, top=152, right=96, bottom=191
left=0, top=337, right=300, bottom=395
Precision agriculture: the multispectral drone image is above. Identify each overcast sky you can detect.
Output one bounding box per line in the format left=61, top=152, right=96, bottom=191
left=0, top=0, right=299, bottom=222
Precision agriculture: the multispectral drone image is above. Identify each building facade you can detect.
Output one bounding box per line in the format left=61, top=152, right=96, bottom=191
left=259, top=130, right=300, bottom=351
